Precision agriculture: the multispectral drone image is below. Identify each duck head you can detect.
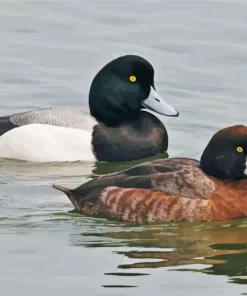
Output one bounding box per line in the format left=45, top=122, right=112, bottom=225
left=89, top=55, right=179, bottom=126
left=200, top=125, right=247, bottom=180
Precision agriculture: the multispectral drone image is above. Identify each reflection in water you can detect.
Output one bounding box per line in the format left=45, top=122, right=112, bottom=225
left=0, top=151, right=168, bottom=181
left=69, top=218, right=247, bottom=285
left=92, top=152, right=169, bottom=175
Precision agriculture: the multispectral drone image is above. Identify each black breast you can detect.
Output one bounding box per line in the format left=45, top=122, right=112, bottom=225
left=91, top=112, right=168, bottom=162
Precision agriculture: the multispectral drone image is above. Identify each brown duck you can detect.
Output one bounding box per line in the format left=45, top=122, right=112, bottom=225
left=53, top=125, right=247, bottom=224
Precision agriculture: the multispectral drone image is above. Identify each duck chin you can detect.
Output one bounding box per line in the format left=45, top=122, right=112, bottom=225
left=140, top=108, right=167, bottom=127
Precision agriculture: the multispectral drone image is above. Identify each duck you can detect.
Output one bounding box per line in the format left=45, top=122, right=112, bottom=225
left=52, top=125, right=247, bottom=223
left=0, top=55, right=179, bottom=163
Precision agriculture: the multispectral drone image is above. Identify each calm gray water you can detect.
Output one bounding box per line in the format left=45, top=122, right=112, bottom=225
left=1, top=1, right=247, bottom=295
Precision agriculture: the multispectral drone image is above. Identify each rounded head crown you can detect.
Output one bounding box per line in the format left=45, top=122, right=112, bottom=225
left=200, top=125, right=247, bottom=180
left=89, top=55, right=155, bottom=126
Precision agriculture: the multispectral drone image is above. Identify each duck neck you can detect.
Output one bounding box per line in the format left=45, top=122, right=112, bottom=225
left=90, top=104, right=141, bottom=127
left=102, top=111, right=167, bottom=136
left=130, top=111, right=165, bottom=132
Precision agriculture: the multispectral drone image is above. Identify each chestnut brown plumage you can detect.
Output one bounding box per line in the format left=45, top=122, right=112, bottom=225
left=53, top=125, right=247, bottom=224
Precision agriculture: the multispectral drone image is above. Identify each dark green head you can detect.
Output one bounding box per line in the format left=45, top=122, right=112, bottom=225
left=89, top=55, right=179, bottom=126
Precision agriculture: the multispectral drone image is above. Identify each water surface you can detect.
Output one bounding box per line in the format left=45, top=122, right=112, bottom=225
left=1, top=1, right=247, bottom=295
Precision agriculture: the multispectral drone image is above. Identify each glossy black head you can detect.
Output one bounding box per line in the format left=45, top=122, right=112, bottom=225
left=200, top=125, right=247, bottom=180
left=88, top=55, right=178, bottom=126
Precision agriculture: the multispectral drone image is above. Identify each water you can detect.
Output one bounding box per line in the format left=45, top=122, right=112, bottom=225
left=1, top=1, right=247, bottom=295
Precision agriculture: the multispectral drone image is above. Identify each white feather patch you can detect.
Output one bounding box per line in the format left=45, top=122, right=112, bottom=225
left=0, top=124, right=96, bottom=162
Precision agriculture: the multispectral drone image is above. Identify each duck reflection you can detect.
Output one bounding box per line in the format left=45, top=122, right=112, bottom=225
left=73, top=219, right=247, bottom=284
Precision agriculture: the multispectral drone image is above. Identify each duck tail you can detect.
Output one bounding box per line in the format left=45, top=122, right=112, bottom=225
left=52, top=183, right=71, bottom=194
left=52, top=184, right=75, bottom=204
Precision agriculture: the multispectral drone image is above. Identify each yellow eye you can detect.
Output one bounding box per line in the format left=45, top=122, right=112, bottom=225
left=236, top=146, right=243, bottom=153
left=129, top=75, right=136, bottom=83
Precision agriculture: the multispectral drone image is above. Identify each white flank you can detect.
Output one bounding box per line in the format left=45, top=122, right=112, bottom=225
left=0, top=124, right=96, bottom=162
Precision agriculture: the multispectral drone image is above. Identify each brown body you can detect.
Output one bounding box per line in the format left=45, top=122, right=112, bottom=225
left=52, top=157, right=247, bottom=224
left=53, top=125, right=247, bottom=224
